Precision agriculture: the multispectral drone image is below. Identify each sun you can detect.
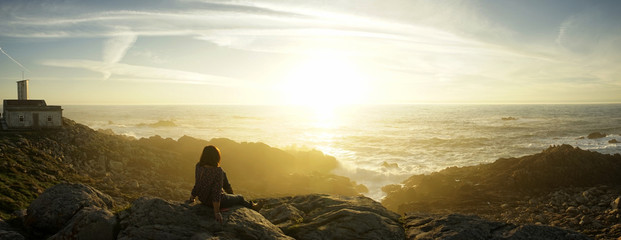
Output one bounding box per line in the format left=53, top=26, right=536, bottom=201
left=281, top=52, right=368, bottom=108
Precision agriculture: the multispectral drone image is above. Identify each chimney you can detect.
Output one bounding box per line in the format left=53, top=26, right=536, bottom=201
left=17, top=79, right=28, bottom=100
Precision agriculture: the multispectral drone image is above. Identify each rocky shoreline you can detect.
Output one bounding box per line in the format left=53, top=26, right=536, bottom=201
left=1, top=118, right=620, bottom=239
left=383, top=144, right=621, bottom=239
left=1, top=183, right=590, bottom=240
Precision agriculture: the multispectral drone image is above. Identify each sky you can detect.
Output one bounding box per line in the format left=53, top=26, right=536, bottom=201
left=0, top=0, right=620, bottom=105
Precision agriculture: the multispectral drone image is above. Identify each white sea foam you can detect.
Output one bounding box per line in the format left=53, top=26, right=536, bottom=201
left=63, top=104, right=621, bottom=200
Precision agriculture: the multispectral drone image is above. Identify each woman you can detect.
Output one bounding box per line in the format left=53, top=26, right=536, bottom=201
left=187, top=145, right=261, bottom=223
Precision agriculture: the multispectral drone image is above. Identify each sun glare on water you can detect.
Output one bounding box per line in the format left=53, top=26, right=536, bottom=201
left=281, top=52, right=368, bottom=109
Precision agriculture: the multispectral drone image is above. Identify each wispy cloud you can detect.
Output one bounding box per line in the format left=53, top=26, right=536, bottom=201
left=40, top=59, right=245, bottom=86
left=101, top=29, right=137, bottom=79
left=1, top=0, right=620, bottom=103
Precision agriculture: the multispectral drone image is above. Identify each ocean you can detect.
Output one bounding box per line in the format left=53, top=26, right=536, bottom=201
left=63, top=104, right=621, bottom=200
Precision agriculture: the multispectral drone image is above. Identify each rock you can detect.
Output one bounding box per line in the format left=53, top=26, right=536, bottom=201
left=25, top=183, right=115, bottom=234
left=587, top=132, right=606, bottom=139
left=260, top=194, right=404, bottom=240
left=612, top=196, right=620, bottom=210
left=48, top=207, right=118, bottom=240
left=381, top=161, right=399, bottom=169
left=0, top=218, right=25, bottom=240
left=108, top=160, right=124, bottom=172
left=259, top=203, right=304, bottom=228
left=501, top=117, right=518, bottom=121
left=579, top=215, right=591, bottom=225
left=126, top=179, right=140, bottom=189
left=404, top=213, right=589, bottom=240
left=12, top=209, right=27, bottom=226
left=0, top=230, right=25, bottom=240
left=609, top=224, right=621, bottom=239
left=609, top=139, right=619, bottom=144
left=117, top=196, right=292, bottom=240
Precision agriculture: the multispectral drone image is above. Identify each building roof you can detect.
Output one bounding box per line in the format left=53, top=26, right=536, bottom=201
left=4, top=99, right=47, bottom=107
left=3, top=99, right=62, bottom=111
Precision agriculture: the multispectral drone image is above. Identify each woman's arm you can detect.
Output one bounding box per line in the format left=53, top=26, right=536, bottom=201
left=223, top=171, right=234, bottom=194
left=213, top=201, right=222, bottom=223
left=189, top=164, right=200, bottom=202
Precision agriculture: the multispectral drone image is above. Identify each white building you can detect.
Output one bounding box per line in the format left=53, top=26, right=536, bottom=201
left=1, top=80, right=63, bottom=130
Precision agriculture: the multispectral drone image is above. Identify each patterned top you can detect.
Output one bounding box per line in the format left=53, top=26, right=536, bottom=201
left=191, top=164, right=223, bottom=203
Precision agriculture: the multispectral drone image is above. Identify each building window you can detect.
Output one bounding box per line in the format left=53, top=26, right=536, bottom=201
left=19, top=115, right=24, bottom=122
left=48, top=116, right=52, bottom=122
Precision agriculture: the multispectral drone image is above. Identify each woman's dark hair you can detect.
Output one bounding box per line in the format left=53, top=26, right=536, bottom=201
left=199, top=145, right=221, bottom=167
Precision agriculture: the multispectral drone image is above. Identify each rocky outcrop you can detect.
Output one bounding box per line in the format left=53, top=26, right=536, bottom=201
left=259, top=194, right=405, bottom=240
left=0, top=118, right=366, bottom=220
left=17, top=182, right=599, bottom=239
left=22, top=183, right=404, bottom=239
left=117, top=197, right=292, bottom=240
left=587, top=132, right=606, bottom=139
left=382, top=145, right=621, bottom=239
left=25, top=183, right=115, bottom=235
left=404, top=213, right=589, bottom=240
left=502, top=186, right=621, bottom=239
left=22, top=183, right=293, bottom=239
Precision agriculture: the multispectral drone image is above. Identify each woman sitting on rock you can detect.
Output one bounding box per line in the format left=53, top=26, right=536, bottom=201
left=187, top=145, right=262, bottom=223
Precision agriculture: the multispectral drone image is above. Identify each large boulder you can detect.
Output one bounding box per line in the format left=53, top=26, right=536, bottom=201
left=404, top=213, right=589, bottom=240
left=259, top=194, right=405, bottom=240
left=117, top=197, right=293, bottom=240
left=48, top=207, right=118, bottom=240
left=25, top=183, right=115, bottom=234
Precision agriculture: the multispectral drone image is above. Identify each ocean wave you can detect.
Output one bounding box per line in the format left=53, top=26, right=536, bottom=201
left=136, top=120, right=177, bottom=128
left=409, top=137, right=492, bottom=148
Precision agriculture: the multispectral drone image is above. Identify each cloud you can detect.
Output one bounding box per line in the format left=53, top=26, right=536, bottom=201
left=103, top=30, right=137, bottom=64
left=2, top=0, right=620, bottom=102
left=40, top=59, right=245, bottom=86
left=101, top=29, right=137, bottom=79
